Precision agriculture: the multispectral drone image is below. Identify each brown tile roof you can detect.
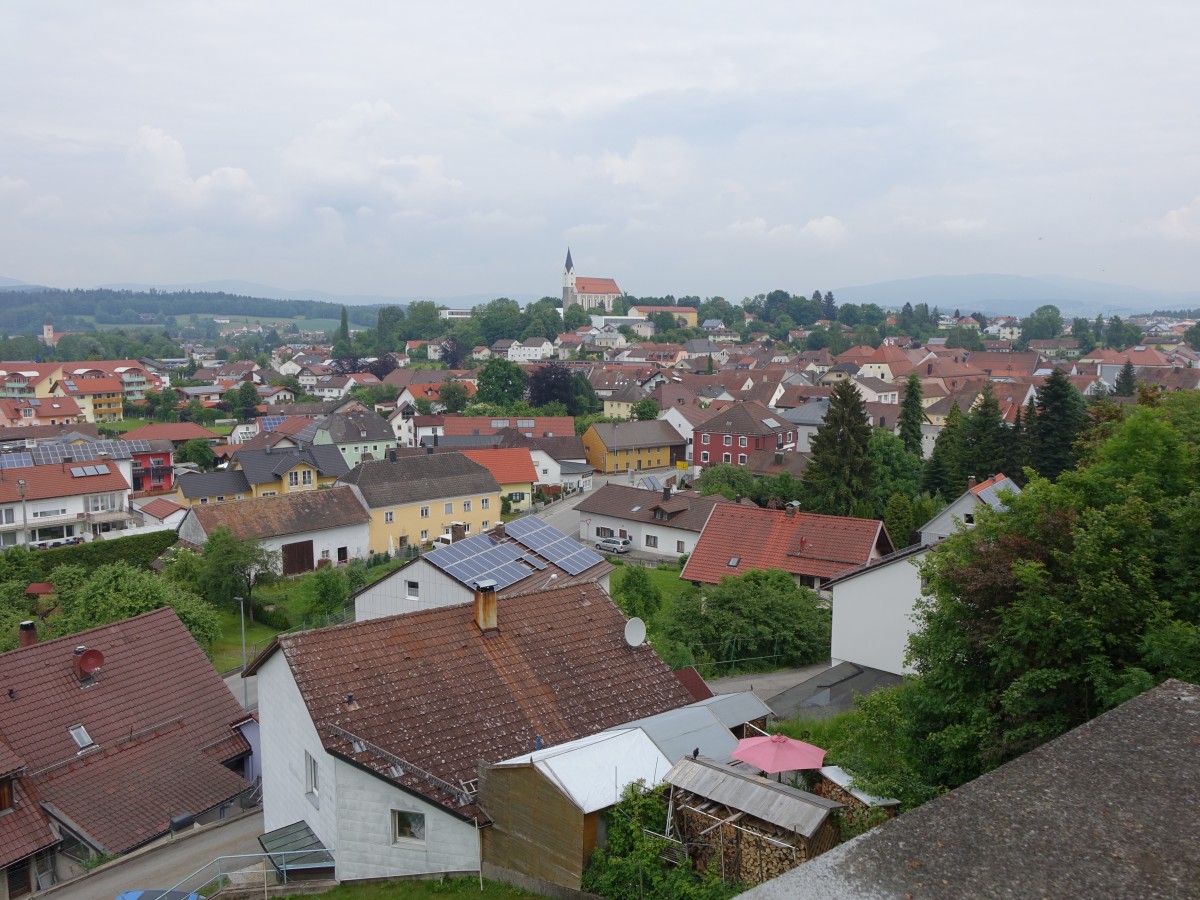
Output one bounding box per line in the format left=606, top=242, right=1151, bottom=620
left=138, top=497, right=186, bottom=520
left=0, top=423, right=101, bottom=443
left=187, top=485, right=369, bottom=541
left=442, top=416, right=576, bottom=438
left=0, top=776, right=58, bottom=867
left=120, top=422, right=221, bottom=443
left=257, top=582, right=694, bottom=818
left=0, top=608, right=250, bottom=854
left=576, top=484, right=731, bottom=532
left=682, top=505, right=893, bottom=584
left=696, top=401, right=789, bottom=437
left=587, top=420, right=685, bottom=451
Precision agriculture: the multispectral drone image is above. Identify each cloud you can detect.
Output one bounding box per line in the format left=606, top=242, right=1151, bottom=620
left=1157, top=196, right=1200, bottom=240
left=125, top=126, right=273, bottom=224
left=800, top=215, right=848, bottom=242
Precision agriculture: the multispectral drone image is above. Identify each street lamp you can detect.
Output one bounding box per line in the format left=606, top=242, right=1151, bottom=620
left=235, top=596, right=248, bottom=709
left=17, top=480, right=27, bottom=547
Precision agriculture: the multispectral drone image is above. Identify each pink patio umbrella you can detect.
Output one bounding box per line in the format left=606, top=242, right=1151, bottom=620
left=731, top=734, right=826, bottom=774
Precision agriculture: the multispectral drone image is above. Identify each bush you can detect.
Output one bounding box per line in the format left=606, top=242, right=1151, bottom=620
left=15, top=530, right=179, bottom=579
left=251, top=599, right=292, bottom=630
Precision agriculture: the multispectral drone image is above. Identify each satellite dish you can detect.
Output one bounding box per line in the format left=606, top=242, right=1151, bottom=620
left=624, top=617, right=646, bottom=648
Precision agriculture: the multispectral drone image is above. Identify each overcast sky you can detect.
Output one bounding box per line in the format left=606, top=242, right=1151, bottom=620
left=2, top=1, right=1198, bottom=301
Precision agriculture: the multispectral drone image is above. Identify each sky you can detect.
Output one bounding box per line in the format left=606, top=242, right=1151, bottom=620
left=1, top=1, right=1198, bottom=302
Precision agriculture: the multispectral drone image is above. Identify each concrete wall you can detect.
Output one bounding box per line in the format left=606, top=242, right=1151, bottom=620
left=830, top=550, right=927, bottom=676
left=354, top=559, right=470, bottom=621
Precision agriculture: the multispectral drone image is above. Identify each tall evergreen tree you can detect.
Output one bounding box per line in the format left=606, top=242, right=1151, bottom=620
left=337, top=306, right=350, bottom=345
left=883, top=492, right=915, bottom=549
left=1030, top=368, right=1087, bottom=480
left=1005, top=405, right=1029, bottom=484
left=958, top=383, right=1008, bottom=481
left=898, top=371, right=925, bottom=456
left=799, top=380, right=874, bottom=516
left=922, top=402, right=964, bottom=499
left=1114, top=359, right=1137, bottom=396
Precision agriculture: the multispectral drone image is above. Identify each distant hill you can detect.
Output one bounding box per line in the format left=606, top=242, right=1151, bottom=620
left=833, top=274, right=1200, bottom=317
left=0, top=276, right=51, bottom=292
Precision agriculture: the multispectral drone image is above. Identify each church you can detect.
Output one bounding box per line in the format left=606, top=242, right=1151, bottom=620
left=561, top=248, right=622, bottom=313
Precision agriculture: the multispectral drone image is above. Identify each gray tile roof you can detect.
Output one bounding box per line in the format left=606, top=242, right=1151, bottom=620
left=176, top=469, right=252, bottom=498
left=338, top=453, right=500, bottom=508
left=233, top=444, right=349, bottom=485
left=576, top=484, right=728, bottom=533
left=588, top=420, right=685, bottom=451
left=317, top=410, right=395, bottom=444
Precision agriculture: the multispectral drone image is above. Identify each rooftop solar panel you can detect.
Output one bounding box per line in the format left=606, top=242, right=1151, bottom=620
left=426, top=533, right=535, bottom=591
left=0, top=453, right=33, bottom=469
left=506, top=516, right=604, bottom=575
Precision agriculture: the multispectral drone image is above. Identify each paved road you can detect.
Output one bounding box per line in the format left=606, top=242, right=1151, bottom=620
left=707, top=662, right=832, bottom=703
left=44, top=811, right=265, bottom=900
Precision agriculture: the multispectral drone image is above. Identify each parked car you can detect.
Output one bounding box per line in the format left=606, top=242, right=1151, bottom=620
left=596, top=536, right=632, bottom=554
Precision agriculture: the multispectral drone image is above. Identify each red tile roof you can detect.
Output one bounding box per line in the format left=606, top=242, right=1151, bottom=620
left=443, top=416, right=576, bottom=437
left=139, top=497, right=186, bottom=521
left=682, top=505, right=893, bottom=584
left=457, top=448, right=538, bottom=485
left=0, top=608, right=250, bottom=853
left=575, top=277, right=622, bottom=294
left=0, top=777, right=58, bottom=867
left=0, top=461, right=129, bottom=504
left=253, top=582, right=694, bottom=818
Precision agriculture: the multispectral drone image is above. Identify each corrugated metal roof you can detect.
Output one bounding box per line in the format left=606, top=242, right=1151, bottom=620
left=691, top=692, right=773, bottom=729
left=665, top=757, right=841, bottom=837
left=612, top=705, right=738, bottom=763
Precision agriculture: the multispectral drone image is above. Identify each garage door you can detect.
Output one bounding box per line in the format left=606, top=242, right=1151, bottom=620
left=281, top=540, right=314, bottom=576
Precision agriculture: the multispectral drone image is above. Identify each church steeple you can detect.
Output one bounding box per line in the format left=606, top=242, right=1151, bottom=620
left=564, top=247, right=574, bottom=273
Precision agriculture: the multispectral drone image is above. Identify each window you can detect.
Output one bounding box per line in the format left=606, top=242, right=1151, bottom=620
left=384, top=511, right=394, bottom=523
left=305, top=751, right=319, bottom=806
left=596, top=526, right=614, bottom=538
left=481, top=498, right=490, bottom=510
left=481, top=520, right=488, bottom=529
left=463, top=500, right=471, bottom=512
left=216, top=496, right=226, bottom=503
left=0, top=777, right=11, bottom=811
left=700, top=451, right=709, bottom=463
left=444, top=502, right=453, bottom=514
left=32, top=508, right=67, bottom=519
left=723, top=435, right=732, bottom=446
left=420, top=530, right=428, bottom=541
left=199, top=498, right=208, bottom=505
left=509, top=492, right=526, bottom=502
left=69, top=724, right=94, bottom=750
left=677, top=540, right=686, bottom=553
left=261, top=491, right=276, bottom=497
left=963, top=513, right=975, bottom=525
left=405, top=581, right=419, bottom=600
left=302, top=469, right=314, bottom=486
left=420, top=506, right=429, bottom=518
left=701, top=433, right=709, bottom=445
left=645, top=535, right=658, bottom=548
left=288, top=471, right=299, bottom=487
left=723, top=453, right=731, bottom=463
left=392, top=809, right=426, bottom=844
left=739, top=436, right=748, bottom=448
left=1, top=508, right=14, bottom=524
left=738, top=454, right=747, bottom=465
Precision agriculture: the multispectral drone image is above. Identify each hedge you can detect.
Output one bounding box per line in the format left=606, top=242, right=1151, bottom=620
left=26, top=530, right=180, bottom=579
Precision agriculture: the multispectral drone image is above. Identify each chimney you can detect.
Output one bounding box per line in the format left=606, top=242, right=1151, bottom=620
left=774, top=450, right=784, bottom=465
left=425, top=444, right=434, bottom=455
left=493, top=521, right=505, bottom=539
left=967, top=476, right=977, bottom=489
left=451, top=522, right=467, bottom=543
left=18, top=621, right=37, bottom=648
left=473, top=580, right=498, bottom=633
left=388, top=447, right=397, bottom=462
left=662, top=486, right=671, bottom=501
left=785, top=501, right=799, bottom=517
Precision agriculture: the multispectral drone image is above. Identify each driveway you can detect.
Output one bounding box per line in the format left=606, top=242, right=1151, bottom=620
left=44, top=811, right=265, bottom=900
left=707, top=661, right=832, bottom=704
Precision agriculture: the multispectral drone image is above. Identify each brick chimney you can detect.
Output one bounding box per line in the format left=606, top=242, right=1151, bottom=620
left=493, top=521, right=505, bottom=539
left=473, top=579, right=498, bottom=633
left=967, top=476, right=977, bottom=490
left=18, top=620, right=37, bottom=648
left=451, top=522, right=467, bottom=543
left=662, top=486, right=671, bottom=501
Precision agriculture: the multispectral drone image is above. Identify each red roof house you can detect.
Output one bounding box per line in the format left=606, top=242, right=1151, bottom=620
left=682, top=504, right=894, bottom=588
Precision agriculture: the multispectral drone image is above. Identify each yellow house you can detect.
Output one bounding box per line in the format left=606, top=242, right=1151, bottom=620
left=602, top=382, right=642, bottom=420
left=0, top=363, right=62, bottom=399
left=53, top=375, right=125, bottom=423
left=175, top=445, right=349, bottom=506
left=338, top=452, right=502, bottom=553
left=582, top=420, right=685, bottom=474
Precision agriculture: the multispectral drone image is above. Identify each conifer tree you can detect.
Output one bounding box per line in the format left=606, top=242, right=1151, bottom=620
left=884, top=492, right=915, bottom=549
left=799, top=380, right=874, bottom=516
left=922, top=402, right=964, bottom=499
left=898, top=371, right=925, bottom=456
left=1114, top=359, right=1137, bottom=396
left=959, top=383, right=1008, bottom=481
left=1030, top=368, right=1087, bottom=480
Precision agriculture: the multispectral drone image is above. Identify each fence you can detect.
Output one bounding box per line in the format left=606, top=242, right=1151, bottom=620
left=140, top=850, right=335, bottom=899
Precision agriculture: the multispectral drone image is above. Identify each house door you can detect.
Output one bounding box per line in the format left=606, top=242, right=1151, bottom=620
left=281, top=540, right=314, bottom=576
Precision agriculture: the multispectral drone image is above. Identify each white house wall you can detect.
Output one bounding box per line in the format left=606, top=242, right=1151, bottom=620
left=529, top=450, right=562, bottom=486
left=355, top=559, right=470, bottom=621
left=333, top=755, right=481, bottom=880
left=830, top=551, right=927, bottom=676
left=918, top=492, right=978, bottom=545
left=578, top=513, right=697, bottom=558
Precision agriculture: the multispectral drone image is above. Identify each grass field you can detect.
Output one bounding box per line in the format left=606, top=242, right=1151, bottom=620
left=282, top=877, right=540, bottom=899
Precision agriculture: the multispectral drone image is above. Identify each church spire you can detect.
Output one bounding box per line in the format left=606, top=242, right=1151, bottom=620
left=564, top=247, right=574, bottom=272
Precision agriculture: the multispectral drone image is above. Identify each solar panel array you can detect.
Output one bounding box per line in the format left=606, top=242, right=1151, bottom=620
left=425, top=533, right=535, bottom=591
left=69, top=464, right=111, bottom=478
left=29, top=440, right=146, bottom=464
left=259, top=415, right=286, bottom=432
left=506, top=517, right=605, bottom=576
left=0, top=453, right=33, bottom=469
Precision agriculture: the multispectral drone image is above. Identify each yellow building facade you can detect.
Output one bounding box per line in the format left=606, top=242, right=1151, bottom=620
left=364, top=488, right=501, bottom=554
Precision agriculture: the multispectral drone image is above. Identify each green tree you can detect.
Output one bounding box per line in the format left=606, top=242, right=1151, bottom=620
left=403, top=301, right=443, bottom=341
left=695, top=463, right=756, bottom=501
left=1030, top=368, right=1087, bottom=481
left=562, top=303, right=590, bottom=331
left=922, top=403, right=965, bottom=499
left=1113, top=359, right=1137, bottom=396
left=569, top=372, right=601, bottom=416
left=631, top=398, right=660, bottom=421
left=196, top=528, right=279, bottom=612
left=438, top=380, right=470, bottom=414
left=800, top=379, right=874, bottom=516
left=337, top=306, right=350, bottom=346
left=613, top=566, right=663, bottom=621
left=866, top=430, right=922, bottom=517
left=311, top=565, right=349, bottom=616
left=478, top=298, right=524, bottom=344
left=51, top=562, right=219, bottom=646
left=1019, top=304, right=1062, bottom=343
left=883, top=492, right=915, bottom=548
left=176, top=438, right=216, bottom=470
left=527, top=362, right=575, bottom=409
left=958, top=383, right=1008, bottom=481
left=475, top=358, right=527, bottom=407
left=898, top=372, right=925, bottom=456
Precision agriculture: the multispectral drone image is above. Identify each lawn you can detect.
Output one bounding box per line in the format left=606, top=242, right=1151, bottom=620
left=282, top=877, right=540, bottom=899
left=210, top=609, right=281, bottom=673
left=99, top=417, right=151, bottom=434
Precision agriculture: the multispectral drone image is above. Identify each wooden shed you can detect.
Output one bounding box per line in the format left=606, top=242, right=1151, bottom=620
left=662, top=757, right=843, bottom=886
left=479, top=728, right=672, bottom=892
left=813, top=764, right=900, bottom=823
